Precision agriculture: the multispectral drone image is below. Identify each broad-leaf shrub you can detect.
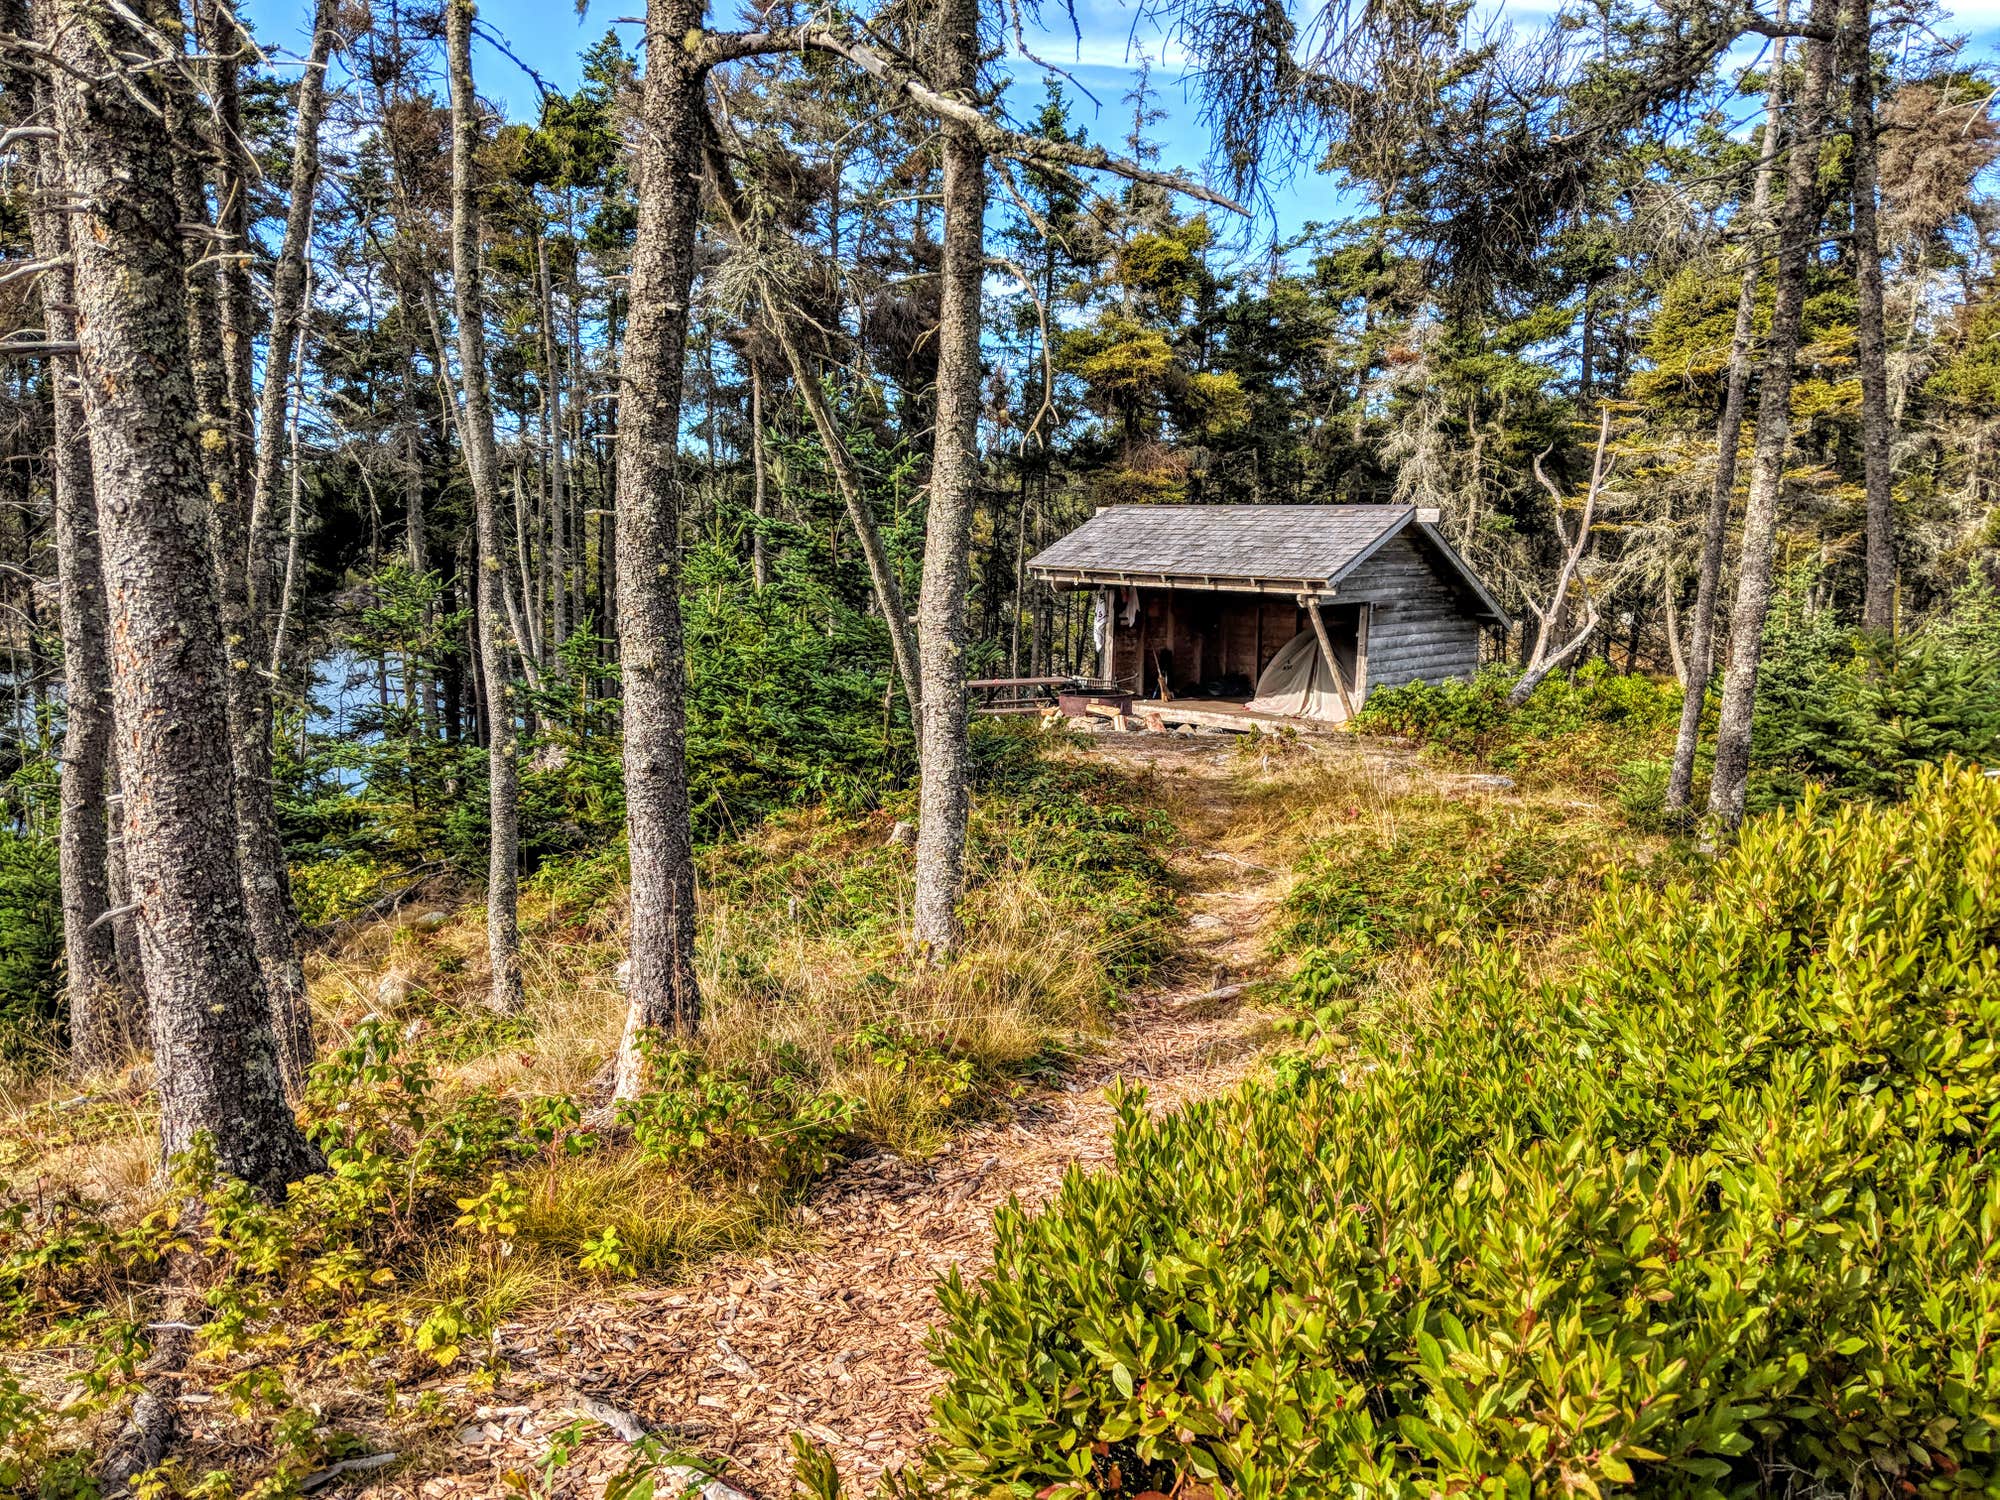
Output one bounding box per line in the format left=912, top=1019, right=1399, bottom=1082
left=617, top=1038, right=861, bottom=1187
left=1357, top=661, right=1682, bottom=794
left=926, top=764, right=2000, bottom=1498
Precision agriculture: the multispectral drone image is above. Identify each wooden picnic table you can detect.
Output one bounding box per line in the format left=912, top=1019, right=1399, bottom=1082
left=965, top=676, right=1076, bottom=714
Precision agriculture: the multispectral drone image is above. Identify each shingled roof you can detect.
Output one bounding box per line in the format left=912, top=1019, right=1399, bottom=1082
left=1028, top=503, right=1508, bottom=621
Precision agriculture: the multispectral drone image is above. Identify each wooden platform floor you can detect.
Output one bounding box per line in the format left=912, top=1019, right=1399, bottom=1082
left=1083, top=697, right=1346, bottom=736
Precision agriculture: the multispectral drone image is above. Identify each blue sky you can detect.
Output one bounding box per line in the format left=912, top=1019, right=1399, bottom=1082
left=241, top=0, right=2000, bottom=244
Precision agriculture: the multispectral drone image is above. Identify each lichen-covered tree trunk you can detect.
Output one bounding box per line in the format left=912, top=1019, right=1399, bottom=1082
left=47, top=0, right=320, bottom=1193
left=611, top=0, right=709, bottom=1094
left=161, top=43, right=316, bottom=1096
left=1663, top=22, right=1789, bottom=815
left=1708, top=0, right=1841, bottom=828
left=4, top=0, right=123, bottom=1070
left=536, top=233, right=570, bottom=650
left=446, top=0, right=524, bottom=1014
left=1846, top=0, right=1896, bottom=634
left=910, top=0, right=987, bottom=958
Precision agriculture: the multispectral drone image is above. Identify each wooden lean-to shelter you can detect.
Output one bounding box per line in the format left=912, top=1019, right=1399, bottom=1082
left=1028, top=504, right=1509, bottom=727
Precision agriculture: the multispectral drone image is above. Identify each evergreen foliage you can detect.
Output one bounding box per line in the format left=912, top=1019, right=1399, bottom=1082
left=0, top=833, right=59, bottom=1051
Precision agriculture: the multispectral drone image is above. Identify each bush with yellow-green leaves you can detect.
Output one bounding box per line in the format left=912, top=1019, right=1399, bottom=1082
left=928, top=763, right=2000, bottom=1498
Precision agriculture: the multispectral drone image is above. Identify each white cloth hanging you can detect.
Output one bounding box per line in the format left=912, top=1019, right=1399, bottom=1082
left=1245, top=631, right=1353, bottom=722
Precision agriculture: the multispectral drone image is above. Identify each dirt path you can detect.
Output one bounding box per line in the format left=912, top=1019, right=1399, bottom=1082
left=394, top=737, right=1300, bottom=1500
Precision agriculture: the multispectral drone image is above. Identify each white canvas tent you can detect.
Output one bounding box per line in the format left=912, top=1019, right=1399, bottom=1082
left=1244, top=631, right=1354, bottom=722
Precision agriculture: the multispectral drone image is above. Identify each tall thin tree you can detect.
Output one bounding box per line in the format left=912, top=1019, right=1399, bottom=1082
left=2, top=0, right=124, bottom=1070
left=910, top=0, right=988, bottom=958
left=1664, top=16, right=1789, bottom=814
left=159, top=7, right=317, bottom=1095
left=1708, top=0, right=1843, bottom=827
left=445, top=0, right=526, bottom=1014
left=1846, top=0, right=1897, bottom=632
left=611, top=0, right=712, bottom=1091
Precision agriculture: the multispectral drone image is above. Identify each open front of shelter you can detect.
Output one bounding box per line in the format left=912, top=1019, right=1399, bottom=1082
left=1028, top=503, right=1509, bottom=727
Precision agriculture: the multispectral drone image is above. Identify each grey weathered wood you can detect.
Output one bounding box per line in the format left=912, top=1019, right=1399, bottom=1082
left=1339, top=533, right=1484, bottom=691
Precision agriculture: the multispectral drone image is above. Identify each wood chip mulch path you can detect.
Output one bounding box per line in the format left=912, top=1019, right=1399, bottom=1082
left=366, top=743, right=1288, bottom=1500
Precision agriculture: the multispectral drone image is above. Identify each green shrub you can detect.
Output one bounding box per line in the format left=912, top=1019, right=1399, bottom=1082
left=1357, top=662, right=1681, bottom=793
left=926, top=763, right=2000, bottom=1499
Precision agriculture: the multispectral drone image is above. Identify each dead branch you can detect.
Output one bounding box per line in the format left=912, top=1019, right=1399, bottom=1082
left=1510, top=406, right=1614, bottom=707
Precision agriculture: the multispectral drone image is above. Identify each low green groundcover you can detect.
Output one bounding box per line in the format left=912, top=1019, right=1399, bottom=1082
left=928, top=764, right=2000, bottom=1498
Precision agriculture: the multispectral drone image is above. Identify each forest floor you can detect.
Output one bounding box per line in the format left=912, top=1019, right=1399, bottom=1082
left=376, top=730, right=1393, bottom=1500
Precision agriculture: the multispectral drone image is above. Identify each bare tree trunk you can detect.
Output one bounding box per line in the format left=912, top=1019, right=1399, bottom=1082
left=911, top=0, right=987, bottom=958
left=1510, top=411, right=1613, bottom=707
left=267, top=324, right=312, bottom=680
left=199, top=0, right=257, bottom=511
left=446, top=0, right=524, bottom=1015
left=6, top=7, right=124, bottom=1069
left=611, top=0, right=709, bottom=1093
left=512, top=468, right=545, bottom=669
left=537, top=232, right=570, bottom=650
left=105, top=756, right=145, bottom=1009
left=1010, top=469, right=1027, bottom=680
left=1664, top=15, right=1789, bottom=813
left=48, top=0, right=320, bottom=1192
left=1662, top=561, right=1689, bottom=688
left=762, top=308, right=924, bottom=715
left=1847, top=0, right=1896, bottom=633
left=248, top=0, right=339, bottom=613
left=1708, top=0, right=1841, bottom=828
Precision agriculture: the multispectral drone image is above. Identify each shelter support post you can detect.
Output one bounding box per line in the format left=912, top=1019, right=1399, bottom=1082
left=1298, top=593, right=1357, bottom=720
left=1097, top=587, right=1115, bottom=688
left=1355, top=602, right=1371, bottom=706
